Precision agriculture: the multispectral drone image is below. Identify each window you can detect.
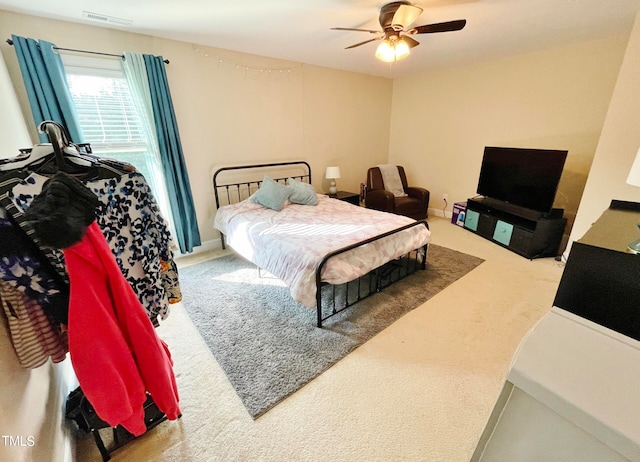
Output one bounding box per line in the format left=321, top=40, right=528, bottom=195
left=62, top=55, right=175, bottom=237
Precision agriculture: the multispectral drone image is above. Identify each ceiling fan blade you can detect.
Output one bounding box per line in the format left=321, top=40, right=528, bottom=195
left=410, top=19, right=467, bottom=34
left=379, top=2, right=400, bottom=28
left=345, top=36, right=383, bottom=49
left=392, top=4, right=423, bottom=28
left=331, top=27, right=382, bottom=34
left=401, top=35, right=420, bottom=48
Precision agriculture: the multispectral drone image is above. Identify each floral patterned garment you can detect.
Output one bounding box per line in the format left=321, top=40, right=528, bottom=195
left=0, top=211, right=69, bottom=324
left=214, top=194, right=431, bottom=308
left=0, top=172, right=70, bottom=286
left=10, top=171, right=181, bottom=324
left=86, top=172, right=182, bottom=319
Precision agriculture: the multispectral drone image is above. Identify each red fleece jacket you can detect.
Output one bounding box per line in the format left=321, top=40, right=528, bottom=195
left=64, top=222, right=180, bottom=436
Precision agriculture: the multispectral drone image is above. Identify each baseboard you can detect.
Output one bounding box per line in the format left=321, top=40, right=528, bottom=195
left=429, top=207, right=452, bottom=219
left=174, top=238, right=222, bottom=260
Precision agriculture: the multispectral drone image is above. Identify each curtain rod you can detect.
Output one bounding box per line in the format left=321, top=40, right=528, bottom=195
left=6, top=39, right=169, bottom=64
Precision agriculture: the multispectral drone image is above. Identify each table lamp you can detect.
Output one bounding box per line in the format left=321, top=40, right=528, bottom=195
left=625, top=147, right=640, bottom=253
left=325, top=166, right=341, bottom=196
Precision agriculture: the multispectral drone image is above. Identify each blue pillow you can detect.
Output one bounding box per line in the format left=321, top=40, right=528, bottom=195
left=288, top=177, right=318, bottom=206
left=250, top=176, right=291, bottom=211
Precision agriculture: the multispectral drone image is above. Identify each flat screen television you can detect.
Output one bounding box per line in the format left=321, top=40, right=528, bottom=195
left=477, top=146, right=568, bottom=214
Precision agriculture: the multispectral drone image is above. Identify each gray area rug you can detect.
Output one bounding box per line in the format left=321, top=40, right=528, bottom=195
left=178, top=244, right=484, bottom=419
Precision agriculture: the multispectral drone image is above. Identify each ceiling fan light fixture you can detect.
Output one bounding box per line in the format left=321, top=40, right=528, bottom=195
left=375, top=37, right=410, bottom=63
left=375, top=40, right=394, bottom=62
left=332, top=1, right=466, bottom=64
left=396, top=37, right=411, bottom=59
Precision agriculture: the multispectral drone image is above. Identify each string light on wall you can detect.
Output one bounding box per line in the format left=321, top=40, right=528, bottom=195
left=192, top=45, right=302, bottom=80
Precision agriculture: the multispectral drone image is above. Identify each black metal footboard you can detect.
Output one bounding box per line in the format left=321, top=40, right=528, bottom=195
left=315, top=220, right=430, bottom=328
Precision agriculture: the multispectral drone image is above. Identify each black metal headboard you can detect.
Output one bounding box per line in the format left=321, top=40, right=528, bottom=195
left=212, top=161, right=311, bottom=209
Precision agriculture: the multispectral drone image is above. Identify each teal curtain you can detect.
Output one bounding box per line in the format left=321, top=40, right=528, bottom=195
left=143, top=54, right=201, bottom=253
left=11, top=35, right=83, bottom=143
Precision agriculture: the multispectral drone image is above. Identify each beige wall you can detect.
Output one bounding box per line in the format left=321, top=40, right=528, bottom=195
left=389, top=35, right=628, bottom=244
left=569, top=11, right=640, bottom=247
left=0, top=325, right=74, bottom=462
left=0, top=46, right=29, bottom=157
left=0, top=10, right=393, bottom=245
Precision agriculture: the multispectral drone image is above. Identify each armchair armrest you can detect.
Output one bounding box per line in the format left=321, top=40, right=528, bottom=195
left=365, top=189, right=395, bottom=212
left=406, top=187, right=430, bottom=206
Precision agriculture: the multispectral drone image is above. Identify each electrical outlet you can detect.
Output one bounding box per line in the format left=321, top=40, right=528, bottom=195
left=442, top=193, right=448, bottom=202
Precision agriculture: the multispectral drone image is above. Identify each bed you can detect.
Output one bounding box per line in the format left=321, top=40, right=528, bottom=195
left=213, top=161, right=431, bottom=327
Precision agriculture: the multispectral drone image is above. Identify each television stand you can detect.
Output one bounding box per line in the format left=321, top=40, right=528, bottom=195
left=463, top=197, right=566, bottom=259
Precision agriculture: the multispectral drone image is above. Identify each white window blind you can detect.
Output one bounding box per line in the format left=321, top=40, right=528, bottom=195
left=64, top=60, right=147, bottom=152
left=61, top=55, right=177, bottom=245
left=68, top=73, right=146, bottom=149
left=62, top=56, right=155, bottom=189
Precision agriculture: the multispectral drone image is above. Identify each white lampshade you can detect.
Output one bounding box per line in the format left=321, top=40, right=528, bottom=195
left=325, top=166, right=341, bottom=179
left=325, top=166, right=340, bottom=196
left=626, top=147, right=640, bottom=187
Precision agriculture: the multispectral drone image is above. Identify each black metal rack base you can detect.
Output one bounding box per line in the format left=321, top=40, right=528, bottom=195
left=66, top=387, right=174, bottom=461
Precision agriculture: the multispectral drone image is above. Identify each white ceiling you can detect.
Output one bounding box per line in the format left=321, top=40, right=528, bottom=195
left=1, top=0, right=638, bottom=78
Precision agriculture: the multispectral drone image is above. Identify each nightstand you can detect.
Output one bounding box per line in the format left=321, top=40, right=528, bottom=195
left=331, top=191, right=360, bottom=206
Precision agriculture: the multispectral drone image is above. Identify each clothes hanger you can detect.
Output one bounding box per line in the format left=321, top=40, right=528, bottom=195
left=0, top=144, right=57, bottom=171
left=0, top=121, right=96, bottom=172
left=36, top=122, right=98, bottom=177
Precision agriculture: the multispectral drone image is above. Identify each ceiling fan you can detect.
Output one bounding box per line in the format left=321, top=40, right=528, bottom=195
left=331, top=1, right=466, bottom=63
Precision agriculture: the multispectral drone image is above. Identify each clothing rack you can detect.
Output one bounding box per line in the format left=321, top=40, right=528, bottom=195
left=5, top=39, right=170, bottom=64
left=36, top=126, right=179, bottom=459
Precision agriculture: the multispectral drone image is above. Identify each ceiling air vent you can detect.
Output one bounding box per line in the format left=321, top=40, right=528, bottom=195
left=82, top=11, right=133, bottom=26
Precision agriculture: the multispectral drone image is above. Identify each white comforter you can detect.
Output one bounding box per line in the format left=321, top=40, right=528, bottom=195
left=213, top=194, right=431, bottom=308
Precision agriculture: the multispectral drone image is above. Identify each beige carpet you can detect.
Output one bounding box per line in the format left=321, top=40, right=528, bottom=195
left=75, top=217, right=565, bottom=462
